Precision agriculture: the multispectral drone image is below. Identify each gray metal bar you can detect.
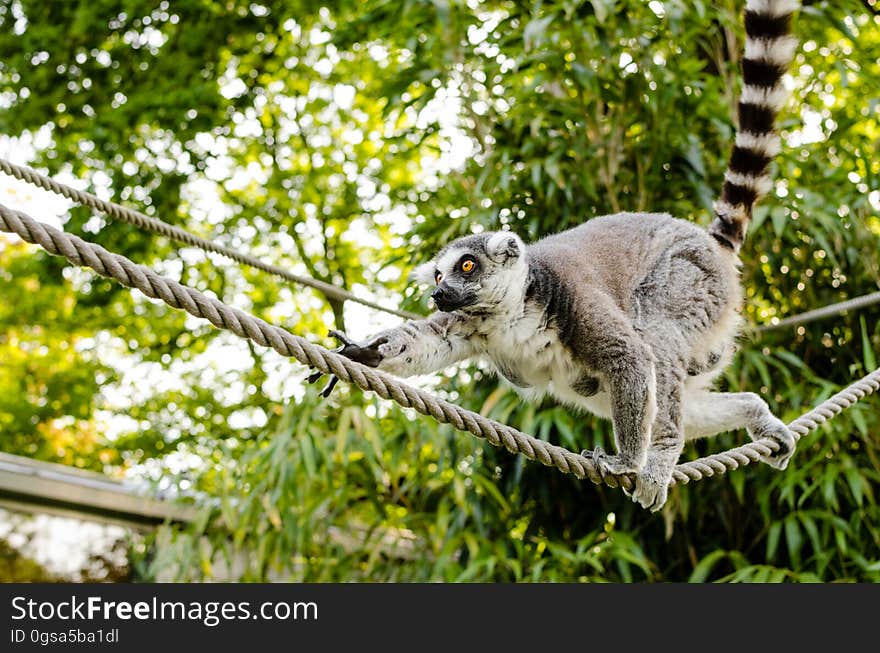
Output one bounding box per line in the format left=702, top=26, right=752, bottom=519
left=0, top=452, right=196, bottom=527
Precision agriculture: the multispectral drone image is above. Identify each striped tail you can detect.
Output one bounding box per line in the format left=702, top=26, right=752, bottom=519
left=709, top=0, right=799, bottom=251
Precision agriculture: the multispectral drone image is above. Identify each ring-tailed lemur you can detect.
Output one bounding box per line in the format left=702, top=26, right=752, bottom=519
left=314, top=0, right=800, bottom=511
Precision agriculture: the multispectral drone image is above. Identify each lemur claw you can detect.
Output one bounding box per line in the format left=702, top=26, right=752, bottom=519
left=319, top=375, right=340, bottom=398
left=328, top=329, right=357, bottom=348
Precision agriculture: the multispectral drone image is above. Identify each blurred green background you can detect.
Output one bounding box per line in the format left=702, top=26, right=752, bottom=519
left=0, top=0, right=878, bottom=581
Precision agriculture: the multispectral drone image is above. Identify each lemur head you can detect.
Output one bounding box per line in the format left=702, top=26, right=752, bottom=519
left=411, top=231, right=528, bottom=314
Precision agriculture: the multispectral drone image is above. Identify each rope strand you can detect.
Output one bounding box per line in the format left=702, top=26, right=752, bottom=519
left=3, top=201, right=878, bottom=492
left=0, top=158, right=419, bottom=320
left=757, top=290, right=880, bottom=332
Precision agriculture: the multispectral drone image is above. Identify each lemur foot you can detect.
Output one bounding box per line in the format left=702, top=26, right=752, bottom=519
left=307, top=330, right=385, bottom=398
left=749, top=416, right=796, bottom=470
left=631, top=471, right=669, bottom=513
left=582, top=446, right=641, bottom=481
left=582, top=448, right=670, bottom=512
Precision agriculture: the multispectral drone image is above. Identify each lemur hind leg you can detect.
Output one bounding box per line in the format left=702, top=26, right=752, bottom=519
left=683, top=389, right=795, bottom=470
left=585, top=340, right=657, bottom=480
left=631, top=362, right=686, bottom=512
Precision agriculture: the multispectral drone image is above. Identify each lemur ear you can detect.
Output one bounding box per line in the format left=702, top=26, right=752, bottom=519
left=486, top=231, right=524, bottom=264
left=409, top=261, right=436, bottom=284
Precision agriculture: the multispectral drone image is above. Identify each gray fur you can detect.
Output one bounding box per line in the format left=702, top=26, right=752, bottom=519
left=342, top=212, right=794, bottom=510
left=337, top=0, right=798, bottom=511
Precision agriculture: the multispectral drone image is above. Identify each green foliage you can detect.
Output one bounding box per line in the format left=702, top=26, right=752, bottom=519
left=0, top=537, right=57, bottom=582
left=1, top=0, right=878, bottom=581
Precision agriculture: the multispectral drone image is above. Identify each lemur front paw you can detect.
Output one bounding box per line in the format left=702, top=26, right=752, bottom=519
left=338, top=332, right=387, bottom=368
left=749, top=416, right=796, bottom=470
left=331, top=328, right=413, bottom=367
left=307, top=330, right=387, bottom=398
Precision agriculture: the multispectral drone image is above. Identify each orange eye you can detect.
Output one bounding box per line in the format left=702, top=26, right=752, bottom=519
left=435, top=271, right=443, bottom=284
left=461, top=259, right=475, bottom=273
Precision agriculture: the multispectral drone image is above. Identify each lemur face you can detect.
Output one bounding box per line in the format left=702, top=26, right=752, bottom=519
left=411, top=231, right=527, bottom=313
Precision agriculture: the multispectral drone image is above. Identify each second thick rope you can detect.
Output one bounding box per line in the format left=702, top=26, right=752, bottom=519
left=757, top=290, right=880, bottom=332
left=0, top=158, right=419, bottom=320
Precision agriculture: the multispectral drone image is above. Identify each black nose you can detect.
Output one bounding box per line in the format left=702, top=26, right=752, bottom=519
left=431, top=287, right=447, bottom=302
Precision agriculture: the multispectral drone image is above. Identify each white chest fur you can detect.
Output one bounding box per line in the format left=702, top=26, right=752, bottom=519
left=479, top=309, right=613, bottom=419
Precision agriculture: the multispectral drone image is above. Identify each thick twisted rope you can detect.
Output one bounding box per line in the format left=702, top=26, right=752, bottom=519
left=757, top=290, right=880, bottom=332
left=2, top=201, right=878, bottom=492
left=0, top=158, right=419, bottom=320
left=669, top=365, right=880, bottom=485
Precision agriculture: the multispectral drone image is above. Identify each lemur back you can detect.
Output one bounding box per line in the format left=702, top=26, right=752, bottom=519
left=326, top=0, right=801, bottom=512
left=529, top=212, right=742, bottom=380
